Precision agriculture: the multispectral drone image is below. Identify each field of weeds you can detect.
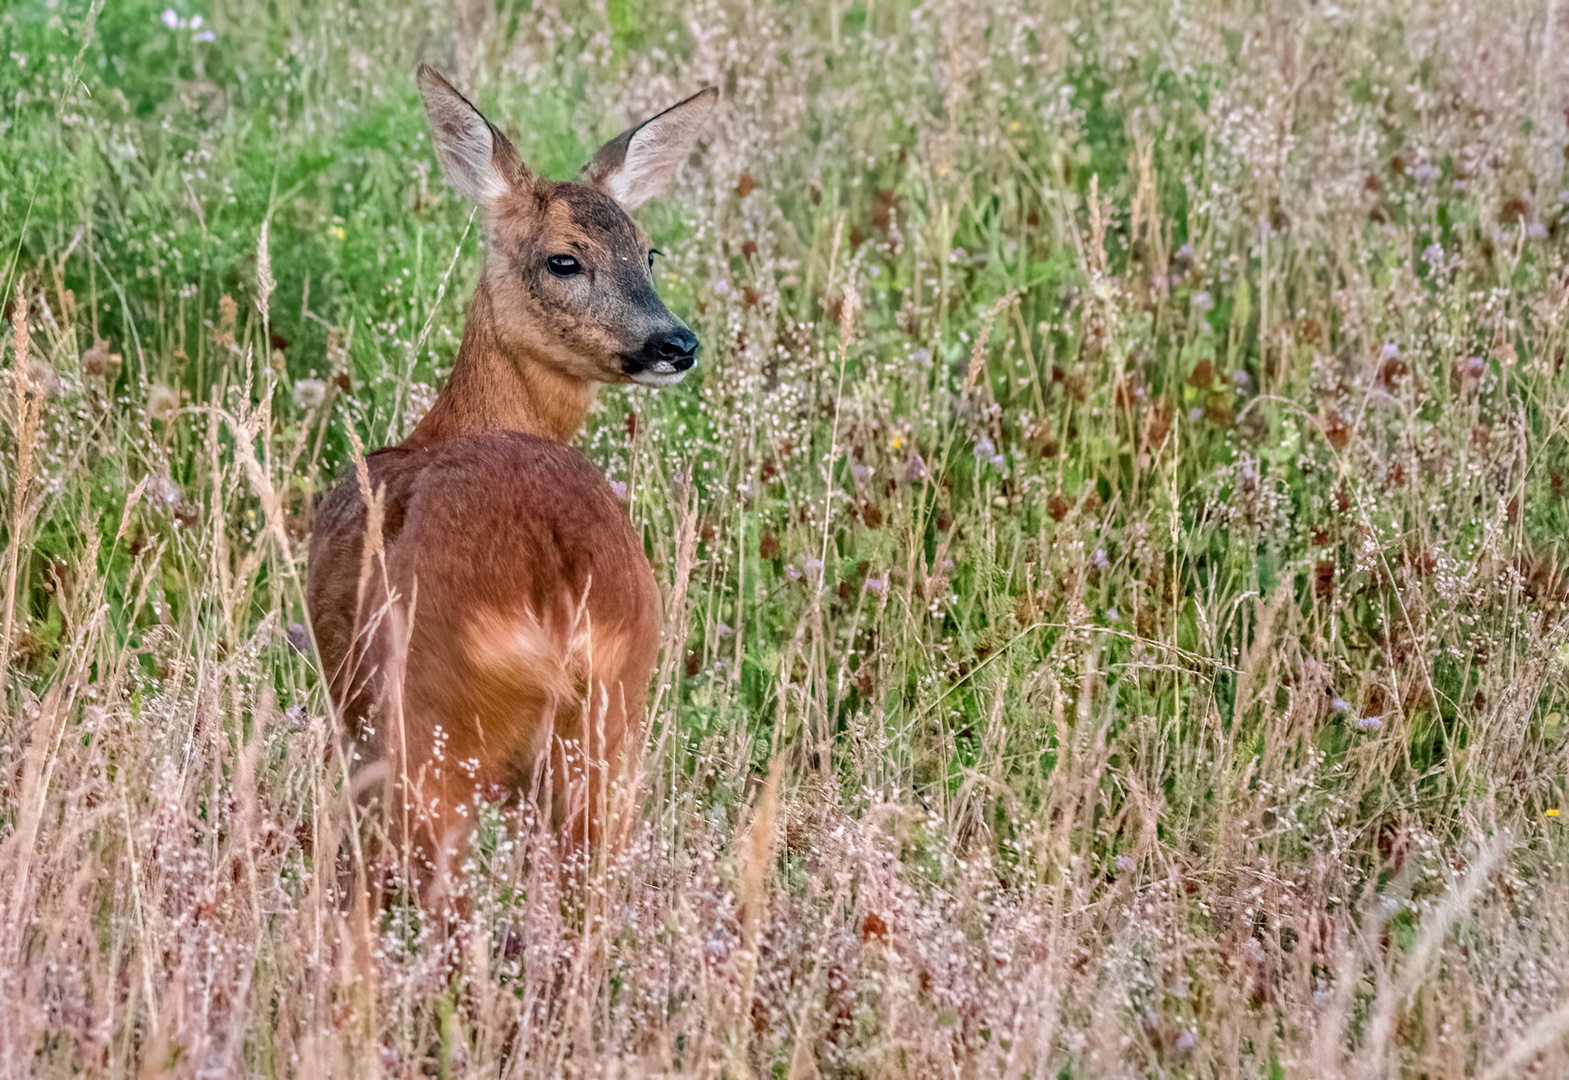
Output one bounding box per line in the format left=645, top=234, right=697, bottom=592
left=4, top=0, right=1569, bottom=1075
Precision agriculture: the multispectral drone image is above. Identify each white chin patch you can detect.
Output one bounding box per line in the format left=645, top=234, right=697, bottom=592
left=629, top=361, right=691, bottom=388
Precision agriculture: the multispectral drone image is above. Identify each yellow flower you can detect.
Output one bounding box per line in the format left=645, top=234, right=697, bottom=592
left=333, top=226, right=346, bottom=240
left=1548, top=809, right=1560, bottom=817
left=890, top=434, right=903, bottom=451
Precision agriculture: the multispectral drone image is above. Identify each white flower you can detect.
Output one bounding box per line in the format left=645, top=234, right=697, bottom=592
left=147, top=384, right=179, bottom=423
left=161, top=8, right=180, bottom=28
left=292, top=377, right=327, bottom=412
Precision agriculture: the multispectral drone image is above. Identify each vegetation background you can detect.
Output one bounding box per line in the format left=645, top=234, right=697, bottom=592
left=3, top=0, right=1569, bottom=1074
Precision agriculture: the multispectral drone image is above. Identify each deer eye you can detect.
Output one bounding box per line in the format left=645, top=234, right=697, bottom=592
left=546, top=254, right=582, bottom=277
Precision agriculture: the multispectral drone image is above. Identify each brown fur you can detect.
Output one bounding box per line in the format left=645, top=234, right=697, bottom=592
left=307, top=68, right=712, bottom=901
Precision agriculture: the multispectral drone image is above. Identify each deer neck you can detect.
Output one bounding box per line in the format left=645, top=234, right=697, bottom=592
left=403, top=282, right=597, bottom=449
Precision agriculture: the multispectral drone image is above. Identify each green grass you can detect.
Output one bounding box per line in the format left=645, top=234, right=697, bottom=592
left=3, top=0, right=1569, bottom=1075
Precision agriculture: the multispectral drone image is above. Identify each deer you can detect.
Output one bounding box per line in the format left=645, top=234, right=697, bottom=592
left=307, top=66, right=715, bottom=905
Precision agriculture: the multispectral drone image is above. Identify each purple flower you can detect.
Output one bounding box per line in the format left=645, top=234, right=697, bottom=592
left=1380, top=342, right=1400, bottom=361
left=906, top=454, right=928, bottom=482
left=161, top=8, right=180, bottom=28
left=1527, top=222, right=1548, bottom=239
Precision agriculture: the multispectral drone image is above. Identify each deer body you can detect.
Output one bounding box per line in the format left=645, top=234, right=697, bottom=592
left=307, top=68, right=714, bottom=895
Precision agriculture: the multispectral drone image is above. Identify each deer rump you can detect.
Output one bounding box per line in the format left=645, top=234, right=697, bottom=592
left=308, top=431, right=661, bottom=857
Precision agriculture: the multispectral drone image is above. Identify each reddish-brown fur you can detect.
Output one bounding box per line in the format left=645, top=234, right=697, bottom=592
left=307, top=68, right=714, bottom=900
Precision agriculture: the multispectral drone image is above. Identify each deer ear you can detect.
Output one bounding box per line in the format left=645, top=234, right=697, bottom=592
left=417, top=65, right=528, bottom=206
left=586, top=88, right=717, bottom=211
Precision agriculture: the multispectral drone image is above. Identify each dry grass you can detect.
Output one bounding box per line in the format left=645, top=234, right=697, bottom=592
left=4, top=0, right=1569, bottom=1075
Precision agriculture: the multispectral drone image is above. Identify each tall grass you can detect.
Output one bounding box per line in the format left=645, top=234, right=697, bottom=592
left=3, top=0, right=1569, bottom=1074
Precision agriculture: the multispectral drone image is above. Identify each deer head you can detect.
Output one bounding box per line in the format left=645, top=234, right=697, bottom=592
left=417, top=65, right=716, bottom=389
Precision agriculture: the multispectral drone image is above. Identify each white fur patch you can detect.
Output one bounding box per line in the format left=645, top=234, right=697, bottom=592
left=629, top=365, right=691, bottom=388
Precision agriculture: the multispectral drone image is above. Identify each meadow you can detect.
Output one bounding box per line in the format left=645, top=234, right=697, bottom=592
left=3, top=0, right=1569, bottom=1074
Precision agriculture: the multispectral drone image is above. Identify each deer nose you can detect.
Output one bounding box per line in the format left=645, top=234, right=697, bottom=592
left=654, top=328, right=699, bottom=370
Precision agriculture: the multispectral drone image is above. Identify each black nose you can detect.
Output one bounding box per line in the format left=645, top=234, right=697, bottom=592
left=655, top=328, right=699, bottom=369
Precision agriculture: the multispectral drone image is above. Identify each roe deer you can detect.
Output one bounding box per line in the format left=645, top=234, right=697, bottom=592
left=307, top=66, right=715, bottom=902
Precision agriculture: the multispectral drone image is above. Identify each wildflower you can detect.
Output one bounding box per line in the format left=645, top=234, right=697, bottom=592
left=1330, top=697, right=1351, bottom=713
left=292, top=377, right=327, bottom=412
left=911, top=347, right=932, bottom=366
left=715, top=621, right=735, bottom=637
left=27, top=359, right=61, bottom=397
left=161, top=8, right=180, bottom=28
left=81, top=337, right=120, bottom=377
left=1232, top=369, right=1252, bottom=391
left=1411, top=163, right=1440, bottom=183
left=1464, top=355, right=1487, bottom=380
left=1191, top=290, right=1213, bottom=312
left=1422, top=243, right=1445, bottom=267
left=1380, top=342, right=1400, bottom=361
left=194, top=29, right=215, bottom=42
left=906, top=454, right=928, bottom=482
left=1175, top=242, right=1193, bottom=262
left=608, top=480, right=628, bottom=502
left=1357, top=714, right=1383, bottom=731
left=1526, top=222, right=1548, bottom=239
left=989, top=453, right=1004, bottom=468
left=851, top=463, right=872, bottom=486
left=864, top=577, right=887, bottom=594
left=1174, top=1029, right=1198, bottom=1053
left=1115, top=854, right=1135, bottom=873
left=147, top=384, right=179, bottom=423
left=785, top=564, right=802, bottom=581
left=974, top=435, right=996, bottom=458
left=1189, top=406, right=1203, bottom=422
left=1090, top=547, right=1109, bottom=571
left=1106, top=607, right=1118, bottom=621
